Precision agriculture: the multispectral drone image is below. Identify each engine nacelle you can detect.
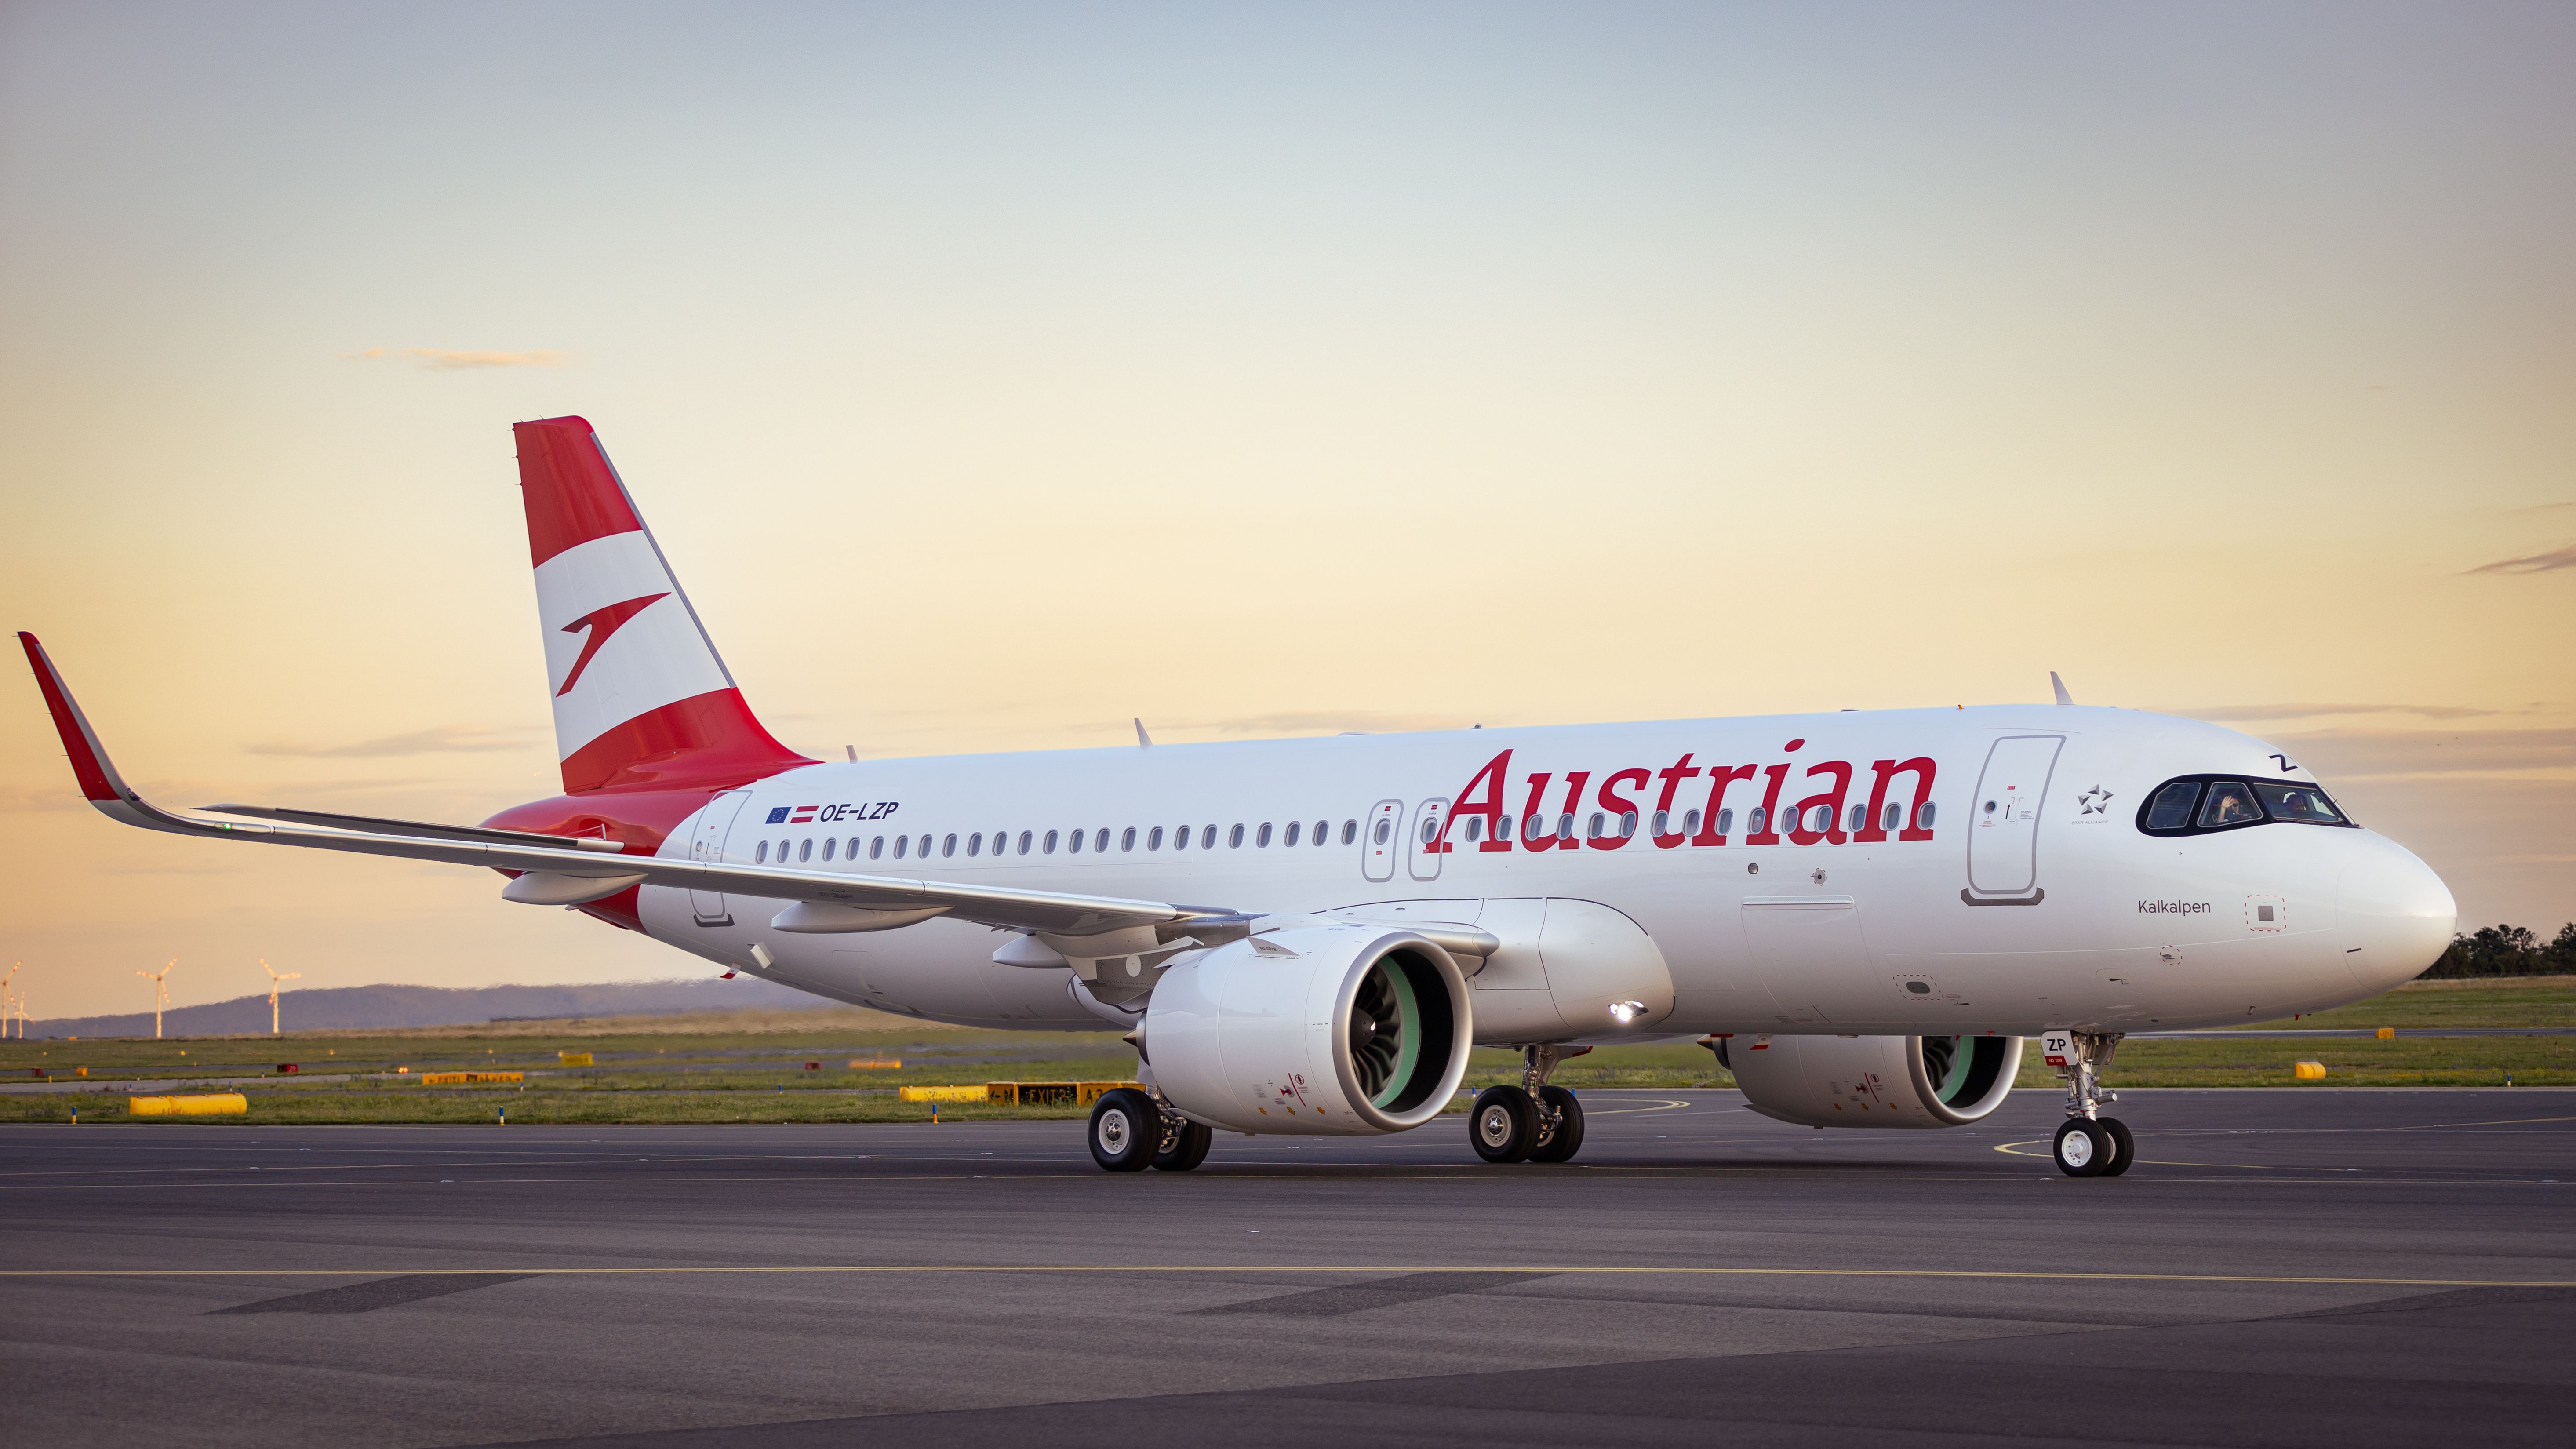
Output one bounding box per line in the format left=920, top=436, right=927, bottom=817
left=1142, top=925, right=1473, bottom=1136
left=1718, top=1033, right=2023, bottom=1129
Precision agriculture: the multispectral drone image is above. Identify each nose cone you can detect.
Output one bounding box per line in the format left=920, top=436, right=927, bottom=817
left=2339, top=832, right=2457, bottom=992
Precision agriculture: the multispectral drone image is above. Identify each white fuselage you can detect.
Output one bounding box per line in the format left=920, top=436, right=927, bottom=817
left=633, top=705, right=2454, bottom=1042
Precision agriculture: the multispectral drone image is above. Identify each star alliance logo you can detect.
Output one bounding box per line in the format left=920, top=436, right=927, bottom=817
left=2077, top=785, right=2114, bottom=815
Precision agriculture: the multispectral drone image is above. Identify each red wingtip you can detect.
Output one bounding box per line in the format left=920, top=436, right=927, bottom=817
left=513, top=416, right=643, bottom=569
left=17, top=632, right=121, bottom=803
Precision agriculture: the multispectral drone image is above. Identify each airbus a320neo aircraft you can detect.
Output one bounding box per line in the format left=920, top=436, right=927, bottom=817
left=22, top=417, right=2457, bottom=1176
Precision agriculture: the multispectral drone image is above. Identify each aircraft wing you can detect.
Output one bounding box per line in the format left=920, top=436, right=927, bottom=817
left=17, top=632, right=1233, bottom=941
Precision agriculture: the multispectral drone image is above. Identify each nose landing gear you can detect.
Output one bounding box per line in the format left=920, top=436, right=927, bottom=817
left=2047, top=1030, right=2134, bottom=1177
left=1470, top=1045, right=1588, bottom=1164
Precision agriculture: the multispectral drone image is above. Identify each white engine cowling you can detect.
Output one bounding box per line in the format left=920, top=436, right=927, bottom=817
left=1718, top=1033, right=2023, bottom=1129
left=1142, top=925, right=1473, bottom=1136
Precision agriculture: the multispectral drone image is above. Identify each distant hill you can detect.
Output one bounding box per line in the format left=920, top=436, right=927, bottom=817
left=25, top=977, right=832, bottom=1039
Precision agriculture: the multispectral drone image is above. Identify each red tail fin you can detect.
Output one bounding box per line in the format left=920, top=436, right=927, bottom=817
left=513, top=417, right=811, bottom=794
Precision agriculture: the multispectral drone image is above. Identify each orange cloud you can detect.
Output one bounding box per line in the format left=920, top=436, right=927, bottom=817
left=2465, top=544, right=2576, bottom=575
left=347, top=347, right=567, bottom=370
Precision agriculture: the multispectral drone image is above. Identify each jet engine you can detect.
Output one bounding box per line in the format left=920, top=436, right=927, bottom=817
left=1717, top=1033, right=2023, bottom=1129
left=1142, top=925, right=1473, bottom=1136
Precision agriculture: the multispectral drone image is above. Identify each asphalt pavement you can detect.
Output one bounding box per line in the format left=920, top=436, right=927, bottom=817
left=4, top=1089, right=2570, bottom=1447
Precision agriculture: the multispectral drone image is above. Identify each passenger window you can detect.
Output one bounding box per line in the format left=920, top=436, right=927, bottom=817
left=822, top=837, right=836, bottom=862
left=2198, top=782, right=2260, bottom=828
left=2255, top=781, right=2344, bottom=824
left=1044, top=830, right=1060, bottom=854
left=1314, top=819, right=1329, bottom=845
left=1498, top=813, right=1515, bottom=841
left=1463, top=816, right=1482, bottom=843
left=942, top=834, right=957, bottom=858
left=1203, top=825, right=1217, bottom=849
left=1684, top=808, right=1702, bottom=836
left=1373, top=818, right=1392, bottom=845
left=1016, top=830, right=1030, bottom=855
left=2145, top=781, right=2201, bottom=831
left=1747, top=807, right=1767, bottom=834
left=1340, top=820, right=1356, bottom=845
left=1556, top=812, right=1574, bottom=839
left=1621, top=810, right=1637, bottom=838
left=870, top=836, right=885, bottom=859
left=1258, top=823, right=1273, bottom=847
left=919, top=834, right=931, bottom=858
left=893, top=835, right=909, bottom=859
left=1587, top=811, right=1605, bottom=840
left=1149, top=826, right=1164, bottom=850
left=848, top=837, right=861, bottom=859
left=1713, top=808, right=1730, bottom=834
left=1122, top=826, right=1136, bottom=852
left=1285, top=820, right=1301, bottom=846
left=1229, top=824, right=1245, bottom=848
left=1420, top=818, right=1437, bottom=844
left=1917, top=802, right=1936, bottom=829
left=1883, top=803, right=1900, bottom=831
left=1813, top=805, right=1834, bottom=833
left=1069, top=829, right=1084, bottom=854
left=1849, top=804, right=1866, bottom=833
left=1174, top=825, right=1190, bottom=851
left=799, top=838, right=813, bottom=863
left=968, top=832, right=982, bottom=857
left=1095, top=828, right=1109, bottom=853
left=755, top=841, right=769, bottom=863
left=1652, top=809, right=1667, bottom=837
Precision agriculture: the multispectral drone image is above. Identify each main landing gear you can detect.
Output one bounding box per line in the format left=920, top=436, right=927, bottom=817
left=2050, top=1030, right=2135, bottom=1178
left=1470, top=1045, right=1588, bottom=1165
left=1087, top=1087, right=1212, bottom=1173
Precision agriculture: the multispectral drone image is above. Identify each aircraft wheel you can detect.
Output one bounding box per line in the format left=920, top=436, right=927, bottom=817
left=2053, top=1118, right=2111, bottom=1178
left=1153, top=1119, right=1213, bottom=1172
left=1526, top=1085, right=1586, bottom=1164
left=1088, top=1088, right=1159, bottom=1172
left=2097, top=1116, right=2136, bottom=1177
left=1470, top=1085, right=1537, bottom=1163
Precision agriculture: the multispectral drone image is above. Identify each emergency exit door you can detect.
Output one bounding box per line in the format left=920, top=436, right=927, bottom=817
left=1965, top=735, right=2061, bottom=902
left=688, top=790, right=752, bottom=925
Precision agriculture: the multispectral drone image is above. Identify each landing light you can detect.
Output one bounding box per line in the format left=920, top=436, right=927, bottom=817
left=1607, top=1001, right=1647, bottom=1025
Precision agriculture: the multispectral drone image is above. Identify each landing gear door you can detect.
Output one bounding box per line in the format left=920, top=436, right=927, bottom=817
left=688, top=790, right=752, bottom=926
left=1965, top=735, right=2062, bottom=903
left=1406, top=798, right=1448, bottom=882
left=1361, top=800, right=1402, bottom=883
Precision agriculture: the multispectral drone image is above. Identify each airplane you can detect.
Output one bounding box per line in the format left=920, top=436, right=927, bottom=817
left=18, top=415, right=2457, bottom=1177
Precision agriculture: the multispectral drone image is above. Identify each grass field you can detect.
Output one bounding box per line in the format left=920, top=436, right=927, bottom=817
left=2, top=976, right=2566, bottom=1123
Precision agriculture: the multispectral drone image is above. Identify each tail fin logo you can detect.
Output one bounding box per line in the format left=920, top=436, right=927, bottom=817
left=556, top=592, right=672, bottom=697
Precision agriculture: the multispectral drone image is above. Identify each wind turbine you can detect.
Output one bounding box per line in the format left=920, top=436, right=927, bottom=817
left=260, top=959, right=301, bottom=1035
left=136, top=959, right=175, bottom=1040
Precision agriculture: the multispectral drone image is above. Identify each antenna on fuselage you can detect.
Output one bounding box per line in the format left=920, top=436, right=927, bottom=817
left=2050, top=671, right=2074, bottom=706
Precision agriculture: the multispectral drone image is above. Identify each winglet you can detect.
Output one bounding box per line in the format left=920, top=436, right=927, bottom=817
left=18, top=633, right=132, bottom=806
left=2050, top=671, right=2074, bottom=707
left=1134, top=718, right=1153, bottom=749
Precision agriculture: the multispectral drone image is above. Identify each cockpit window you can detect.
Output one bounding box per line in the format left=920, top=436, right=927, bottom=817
left=2198, top=782, right=2259, bottom=828
left=2254, top=781, right=2344, bottom=824
left=2144, top=781, right=2200, bottom=831
left=2137, top=773, right=2354, bottom=836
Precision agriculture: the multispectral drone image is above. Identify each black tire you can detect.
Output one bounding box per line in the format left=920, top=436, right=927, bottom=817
left=2053, top=1118, right=2110, bottom=1178
left=1470, top=1085, right=1537, bottom=1163
left=1088, top=1088, right=1158, bottom=1172
left=1527, top=1085, right=1586, bottom=1163
left=1153, top=1119, right=1213, bottom=1172
left=2097, top=1116, right=2136, bottom=1177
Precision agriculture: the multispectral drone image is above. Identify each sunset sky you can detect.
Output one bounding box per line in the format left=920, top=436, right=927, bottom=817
left=3, top=2, right=2569, bottom=1020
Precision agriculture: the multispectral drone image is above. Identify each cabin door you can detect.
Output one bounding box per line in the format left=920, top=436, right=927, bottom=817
left=688, top=790, right=752, bottom=925
left=1965, top=735, right=2062, bottom=903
